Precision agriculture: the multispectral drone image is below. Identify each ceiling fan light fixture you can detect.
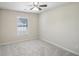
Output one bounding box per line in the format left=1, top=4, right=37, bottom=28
left=31, top=7, right=39, bottom=11
left=30, top=2, right=44, bottom=11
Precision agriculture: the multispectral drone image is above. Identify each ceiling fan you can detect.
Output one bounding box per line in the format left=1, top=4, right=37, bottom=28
left=25, top=2, right=47, bottom=11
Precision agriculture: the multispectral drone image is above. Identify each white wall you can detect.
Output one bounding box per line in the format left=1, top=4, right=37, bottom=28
left=39, top=3, right=79, bottom=55
left=0, top=9, right=38, bottom=44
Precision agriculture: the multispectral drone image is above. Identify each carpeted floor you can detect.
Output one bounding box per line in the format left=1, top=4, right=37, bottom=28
left=0, top=39, right=77, bottom=56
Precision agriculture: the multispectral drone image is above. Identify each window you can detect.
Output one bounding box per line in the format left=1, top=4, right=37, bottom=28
left=17, top=16, right=28, bottom=35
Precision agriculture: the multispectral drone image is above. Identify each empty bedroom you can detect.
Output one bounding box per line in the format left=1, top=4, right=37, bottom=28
left=0, top=2, right=79, bottom=56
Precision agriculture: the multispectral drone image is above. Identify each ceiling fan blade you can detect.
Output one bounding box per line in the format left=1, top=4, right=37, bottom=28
left=39, top=5, right=47, bottom=7
left=38, top=7, right=42, bottom=10
left=30, top=7, right=34, bottom=10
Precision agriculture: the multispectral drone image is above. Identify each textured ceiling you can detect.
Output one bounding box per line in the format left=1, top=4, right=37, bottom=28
left=0, top=2, right=69, bottom=13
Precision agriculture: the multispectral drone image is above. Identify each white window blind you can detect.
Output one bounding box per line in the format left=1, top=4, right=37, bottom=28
left=17, top=16, right=28, bottom=35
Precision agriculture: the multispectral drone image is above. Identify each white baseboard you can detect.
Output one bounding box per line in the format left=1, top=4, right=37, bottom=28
left=0, top=39, right=35, bottom=46
left=41, top=38, right=79, bottom=56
